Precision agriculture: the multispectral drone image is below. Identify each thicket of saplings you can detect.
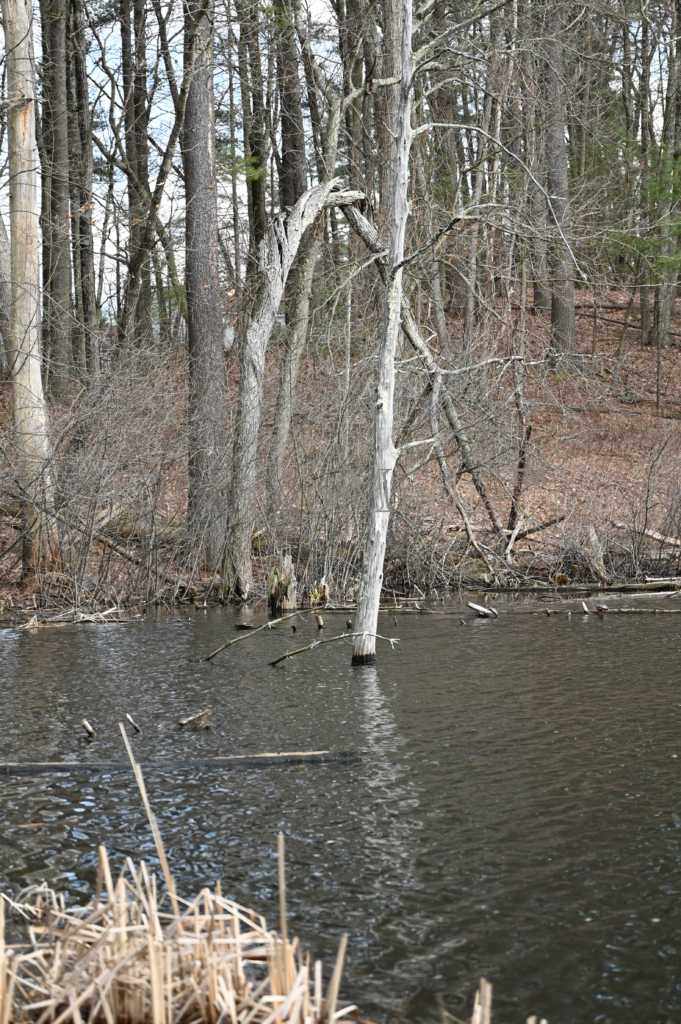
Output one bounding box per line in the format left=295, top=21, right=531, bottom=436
left=2, top=262, right=680, bottom=611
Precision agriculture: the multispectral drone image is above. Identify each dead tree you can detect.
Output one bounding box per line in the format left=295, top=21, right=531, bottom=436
left=342, top=204, right=505, bottom=540
left=225, top=180, right=364, bottom=598
left=351, top=0, right=412, bottom=665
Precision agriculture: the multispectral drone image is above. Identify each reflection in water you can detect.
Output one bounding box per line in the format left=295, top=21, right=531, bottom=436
left=1, top=607, right=681, bottom=1023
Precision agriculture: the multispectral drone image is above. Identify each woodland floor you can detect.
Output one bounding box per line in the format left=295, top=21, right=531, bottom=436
left=2, top=289, right=681, bottom=616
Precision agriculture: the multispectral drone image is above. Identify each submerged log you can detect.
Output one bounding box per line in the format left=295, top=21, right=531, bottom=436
left=0, top=750, right=361, bottom=775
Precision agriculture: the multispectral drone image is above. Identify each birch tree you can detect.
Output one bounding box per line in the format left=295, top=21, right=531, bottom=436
left=351, top=0, right=412, bottom=664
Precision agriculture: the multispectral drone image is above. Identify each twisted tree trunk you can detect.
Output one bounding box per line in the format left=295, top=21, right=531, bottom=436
left=225, top=181, right=364, bottom=597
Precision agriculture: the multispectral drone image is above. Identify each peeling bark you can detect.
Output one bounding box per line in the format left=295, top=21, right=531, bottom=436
left=351, top=0, right=412, bottom=665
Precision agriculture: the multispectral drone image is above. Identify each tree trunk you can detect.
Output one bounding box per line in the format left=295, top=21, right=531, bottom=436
left=44, top=0, right=73, bottom=394
left=378, top=0, right=402, bottom=222
left=120, top=0, right=151, bottom=344
left=182, top=0, right=227, bottom=567
left=277, top=1, right=307, bottom=210
left=462, top=16, right=501, bottom=355
left=1, top=0, right=54, bottom=559
left=235, top=0, right=267, bottom=264
left=132, top=0, right=151, bottom=333
left=545, top=6, right=575, bottom=354
left=265, top=224, right=322, bottom=515
left=71, top=0, right=99, bottom=375
left=351, top=0, right=412, bottom=665
left=224, top=182, right=363, bottom=597
left=0, top=211, right=11, bottom=380
left=652, top=0, right=680, bottom=352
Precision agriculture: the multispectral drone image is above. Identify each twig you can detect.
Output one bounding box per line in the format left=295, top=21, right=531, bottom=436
left=269, top=632, right=400, bottom=667
left=201, top=611, right=302, bottom=662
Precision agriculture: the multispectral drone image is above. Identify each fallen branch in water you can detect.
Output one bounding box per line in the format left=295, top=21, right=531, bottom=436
left=269, top=631, right=400, bottom=667
left=200, top=610, right=303, bottom=661
left=467, top=601, right=498, bottom=618
left=178, top=708, right=212, bottom=729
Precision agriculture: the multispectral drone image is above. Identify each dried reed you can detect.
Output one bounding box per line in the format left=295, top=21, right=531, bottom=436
left=0, top=726, right=352, bottom=1024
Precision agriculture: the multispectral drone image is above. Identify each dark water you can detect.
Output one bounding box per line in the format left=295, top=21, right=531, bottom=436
left=1, top=602, right=681, bottom=1023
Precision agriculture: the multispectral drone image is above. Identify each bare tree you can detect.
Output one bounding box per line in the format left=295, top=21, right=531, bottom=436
left=41, top=0, right=73, bottom=394
left=545, top=3, right=575, bottom=354
left=351, top=0, right=412, bottom=664
left=225, top=180, right=363, bottom=597
left=183, top=0, right=227, bottom=567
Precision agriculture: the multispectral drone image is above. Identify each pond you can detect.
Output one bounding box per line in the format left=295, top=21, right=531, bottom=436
left=1, top=599, right=680, bottom=1024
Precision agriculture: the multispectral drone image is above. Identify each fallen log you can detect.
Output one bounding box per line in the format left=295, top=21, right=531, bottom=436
left=0, top=750, right=361, bottom=775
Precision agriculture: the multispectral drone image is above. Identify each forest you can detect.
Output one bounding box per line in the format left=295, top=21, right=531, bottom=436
left=2, top=0, right=681, bottom=650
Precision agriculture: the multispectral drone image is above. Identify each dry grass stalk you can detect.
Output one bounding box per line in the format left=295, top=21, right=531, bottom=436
left=0, top=859, right=350, bottom=1024
left=0, top=727, right=352, bottom=1024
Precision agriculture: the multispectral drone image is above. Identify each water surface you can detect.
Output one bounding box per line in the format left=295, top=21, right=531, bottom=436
left=1, top=602, right=680, bottom=1023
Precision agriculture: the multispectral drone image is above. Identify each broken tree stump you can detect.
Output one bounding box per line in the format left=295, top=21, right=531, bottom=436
left=178, top=708, right=212, bottom=730
left=269, top=553, right=298, bottom=614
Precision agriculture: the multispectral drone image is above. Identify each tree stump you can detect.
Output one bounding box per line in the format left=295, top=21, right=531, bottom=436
left=269, top=554, right=298, bottom=613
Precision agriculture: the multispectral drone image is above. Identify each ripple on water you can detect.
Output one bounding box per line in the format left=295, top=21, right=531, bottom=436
left=1, top=606, right=681, bottom=1024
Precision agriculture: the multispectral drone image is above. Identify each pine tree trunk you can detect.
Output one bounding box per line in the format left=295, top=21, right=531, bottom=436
left=1, top=0, right=54, bottom=559
left=183, top=0, right=227, bottom=567
left=351, top=0, right=412, bottom=665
